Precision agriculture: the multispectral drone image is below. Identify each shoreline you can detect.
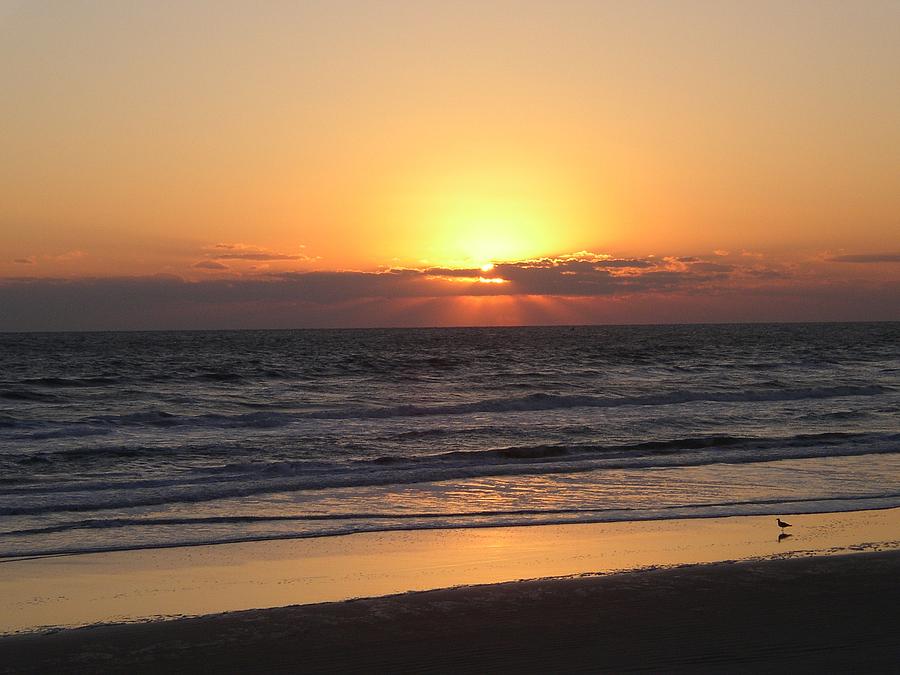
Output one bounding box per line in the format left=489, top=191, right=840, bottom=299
left=5, top=498, right=900, bottom=564
left=1, top=507, right=898, bottom=636
left=2, top=550, right=898, bottom=673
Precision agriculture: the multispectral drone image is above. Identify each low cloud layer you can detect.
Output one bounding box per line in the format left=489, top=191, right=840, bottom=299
left=193, top=260, right=230, bottom=270
left=202, top=244, right=312, bottom=262
left=828, top=253, right=900, bottom=263
left=1, top=251, right=897, bottom=330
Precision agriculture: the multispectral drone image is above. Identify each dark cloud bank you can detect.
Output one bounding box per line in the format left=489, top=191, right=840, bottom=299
left=1, top=253, right=897, bottom=330
left=828, top=253, right=900, bottom=263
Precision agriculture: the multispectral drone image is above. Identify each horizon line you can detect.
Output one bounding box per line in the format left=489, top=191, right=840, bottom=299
left=2, top=318, right=898, bottom=336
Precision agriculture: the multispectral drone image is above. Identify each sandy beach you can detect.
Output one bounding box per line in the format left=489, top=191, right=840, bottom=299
left=2, top=507, right=899, bottom=634
left=1, top=508, right=899, bottom=672
left=2, top=550, right=898, bottom=673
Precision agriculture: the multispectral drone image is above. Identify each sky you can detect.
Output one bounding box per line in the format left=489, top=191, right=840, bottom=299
left=1, top=0, right=898, bottom=330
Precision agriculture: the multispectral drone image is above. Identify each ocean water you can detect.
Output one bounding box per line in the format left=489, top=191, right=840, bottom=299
left=1, top=323, right=898, bottom=559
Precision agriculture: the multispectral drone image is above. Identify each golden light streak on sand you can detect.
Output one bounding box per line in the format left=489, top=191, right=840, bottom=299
left=1, top=508, right=897, bottom=634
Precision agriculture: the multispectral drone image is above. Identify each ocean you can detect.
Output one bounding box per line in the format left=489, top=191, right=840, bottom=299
left=1, top=323, right=898, bottom=559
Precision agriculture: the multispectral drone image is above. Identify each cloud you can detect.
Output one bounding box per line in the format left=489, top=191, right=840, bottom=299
left=1, top=250, right=896, bottom=330
left=209, top=243, right=310, bottom=261
left=215, top=251, right=307, bottom=261
left=193, top=260, right=229, bottom=270
left=593, top=258, right=655, bottom=269
left=7, top=252, right=87, bottom=268
left=53, top=250, right=86, bottom=261
left=423, top=267, right=482, bottom=277
left=827, top=253, right=900, bottom=263
left=0, top=252, right=751, bottom=312
left=688, top=262, right=734, bottom=273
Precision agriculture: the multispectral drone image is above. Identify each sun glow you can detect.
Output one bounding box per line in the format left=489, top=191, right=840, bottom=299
left=437, top=272, right=508, bottom=284
left=429, top=204, right=561, bottom=266
left=371, top=161, right=597, bottom=269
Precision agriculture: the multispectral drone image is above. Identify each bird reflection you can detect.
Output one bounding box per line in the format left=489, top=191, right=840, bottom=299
left=777, top=532, right=793, bottom=543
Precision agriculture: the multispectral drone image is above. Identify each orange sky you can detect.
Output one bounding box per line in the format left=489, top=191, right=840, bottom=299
left=1, top=1, right=898, bottom=329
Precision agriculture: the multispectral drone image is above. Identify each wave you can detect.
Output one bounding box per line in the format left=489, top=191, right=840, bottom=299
left=3, top=430, right=890, bottom=471
left=384, top=424, right=517, bottom=441
left=7, top=491, right=900, bottom=539
left=2, top=384, right=888, bottom=434
left=1, top=431, right=897, bottom=516
left=7, top=427, right=113, bottom=442
left=371, top=431, right=894, bottom=465
left=21, top=376, right=120, bottom=388
left=0, top=389, right=62, bottom=402
left=82, top=409, right=297, bottom=429
left=0, top=415, right=20, bottom=429
left=194, top=372, right=245, bottom=383
left=3, top=493, right=900, bottom=561
left=306, top=385, right=890, bottom=420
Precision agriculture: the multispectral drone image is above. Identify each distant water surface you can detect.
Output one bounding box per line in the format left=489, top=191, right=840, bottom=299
left=1, top=323, right=898, bottom=558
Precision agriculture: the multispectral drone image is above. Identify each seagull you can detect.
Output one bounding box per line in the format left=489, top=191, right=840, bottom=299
left=776, top=518, right=792, bottom=531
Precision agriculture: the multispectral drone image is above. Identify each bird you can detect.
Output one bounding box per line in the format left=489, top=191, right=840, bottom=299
left=776, top=518, right=792, bottom=531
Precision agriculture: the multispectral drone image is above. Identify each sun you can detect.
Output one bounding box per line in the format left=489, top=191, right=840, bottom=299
left=379, top=162, right=592, bottom=268
left=480, top=263, right=495, bottom=273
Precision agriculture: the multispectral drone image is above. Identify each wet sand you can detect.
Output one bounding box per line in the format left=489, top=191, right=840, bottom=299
left=1, top=509, right=898, bottom=672
left=1, top=550, right=899, bottom=673
left=2, top=508, right=898, bottom=634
